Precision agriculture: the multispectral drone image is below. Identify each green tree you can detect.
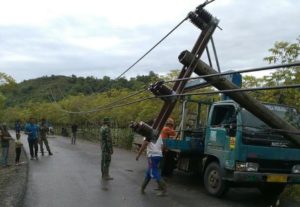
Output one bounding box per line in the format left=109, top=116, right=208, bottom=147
left=0, top=72, right=16, bottom=119
left=263, top=36, right=300, bottom=107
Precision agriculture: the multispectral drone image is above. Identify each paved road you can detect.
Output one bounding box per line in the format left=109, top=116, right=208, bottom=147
left=22, top=134, right=278, bottom=207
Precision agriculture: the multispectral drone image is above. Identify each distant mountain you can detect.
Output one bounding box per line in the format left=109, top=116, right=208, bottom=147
left=1, top=72, right=159, bottom=107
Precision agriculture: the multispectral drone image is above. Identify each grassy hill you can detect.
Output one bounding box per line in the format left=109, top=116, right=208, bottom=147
left=1, top=72, right=158, bottom=107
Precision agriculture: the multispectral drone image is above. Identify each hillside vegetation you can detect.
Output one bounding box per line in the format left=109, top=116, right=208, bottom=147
left=1, top=72, right=158, bottom=107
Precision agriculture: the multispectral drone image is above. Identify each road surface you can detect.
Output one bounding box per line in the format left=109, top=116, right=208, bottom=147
left=22, top=134, right=277, bottom=207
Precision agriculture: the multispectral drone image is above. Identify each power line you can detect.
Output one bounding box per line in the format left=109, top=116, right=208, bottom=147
left=182, top=83, right=300, bottom=96
left=47, top=14, right=189, bottom=111
left=66, top=88, right=147, bottom=111
left=54, top=83, right=300, bottom=114
left=165, top=61, right=300, bottom=84
left=48, top=61, right=300, bottom=115
left=116, top=16, right=189, bottom=80
left=46, top=1, right=221, bottom=114
left=70, top=15, right=189, bottom=96
left=48, top=86, right=149, bottom=114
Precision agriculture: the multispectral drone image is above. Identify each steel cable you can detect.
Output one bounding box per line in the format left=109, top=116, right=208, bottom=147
left=55, top=84, right=300, bottom=114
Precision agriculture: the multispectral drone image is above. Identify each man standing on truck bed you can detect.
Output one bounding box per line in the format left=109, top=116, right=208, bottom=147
left=160, top=118, right=176, bottom=139
left=160, top=118, right=176, bottom=177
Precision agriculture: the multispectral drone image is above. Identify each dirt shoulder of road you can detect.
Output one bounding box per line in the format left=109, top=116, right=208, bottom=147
left=0, top=139, right=28, bottom=207
left=279, top=185, right=300, bottom=206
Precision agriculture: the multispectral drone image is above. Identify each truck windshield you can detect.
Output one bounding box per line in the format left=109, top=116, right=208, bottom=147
left=241, top=104, right=300, bottom=148
left=241, top=104, right=300, bottom=129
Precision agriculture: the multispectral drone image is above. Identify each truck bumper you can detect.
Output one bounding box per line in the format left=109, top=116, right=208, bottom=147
left=233, top=172, right=300, bottom=184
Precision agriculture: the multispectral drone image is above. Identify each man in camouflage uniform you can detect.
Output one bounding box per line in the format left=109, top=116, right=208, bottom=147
left=100, top=117, right=113, bottom=180
left=39, top=119, right=53, bottom=156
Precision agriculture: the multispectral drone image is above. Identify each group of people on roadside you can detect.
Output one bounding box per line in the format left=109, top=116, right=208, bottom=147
left=2, top=114, right=176, bottom=198
left=25, top=117, right=53, bottom=160
left=0, top=118, right=53, bottom=168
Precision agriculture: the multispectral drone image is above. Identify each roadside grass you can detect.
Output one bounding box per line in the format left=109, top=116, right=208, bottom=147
left=282, top=185, right=300, bottom=202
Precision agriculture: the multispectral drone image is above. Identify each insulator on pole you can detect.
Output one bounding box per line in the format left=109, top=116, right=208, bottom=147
left=149, top=81, right=176, bottom=102
left=195, top=7, right=213, bottom=23
left=130, top=121, right=156, bottom=140
left=188, top=12, right=207, bottom=30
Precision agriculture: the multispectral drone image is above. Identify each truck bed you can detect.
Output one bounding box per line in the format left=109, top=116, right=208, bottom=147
left=165, top=137, right=204, bottom=153
left=165, top=128, right=205, bottom=153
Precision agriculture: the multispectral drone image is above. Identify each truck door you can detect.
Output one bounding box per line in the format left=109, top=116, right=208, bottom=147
left=205, top=104, right=237, bottom=166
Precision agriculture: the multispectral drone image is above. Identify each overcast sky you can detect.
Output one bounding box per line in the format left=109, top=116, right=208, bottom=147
left=0, top=0, right=299, bottom=82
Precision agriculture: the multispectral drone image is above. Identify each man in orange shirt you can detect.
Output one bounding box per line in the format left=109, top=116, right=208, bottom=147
left=160, top=118, right=176, bottom=177
left=160, top=118, right=176, bottom=140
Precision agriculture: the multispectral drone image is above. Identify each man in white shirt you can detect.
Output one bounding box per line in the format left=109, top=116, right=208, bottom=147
left=136, top=136, right=167, bottom=196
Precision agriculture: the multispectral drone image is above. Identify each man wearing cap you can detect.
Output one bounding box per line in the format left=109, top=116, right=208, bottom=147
left=39, top=119, right=53, bottom=156
left=100, top=117, right=113, bottom=180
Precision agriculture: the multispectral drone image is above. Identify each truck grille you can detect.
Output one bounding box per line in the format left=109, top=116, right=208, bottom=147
left=242, top=131, right=297, bottom=148
left=247, top=158, right=300, bottom=173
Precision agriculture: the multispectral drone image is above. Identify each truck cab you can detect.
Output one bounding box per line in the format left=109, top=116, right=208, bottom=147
left=165, top=99, right=300, bottom=197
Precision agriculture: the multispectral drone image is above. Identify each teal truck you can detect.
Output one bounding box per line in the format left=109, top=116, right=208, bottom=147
left=130, top=3, right=300, bottom=197
left=163, top=97, right=300, bottom=197
left=131, top=70, right=300, bottom=197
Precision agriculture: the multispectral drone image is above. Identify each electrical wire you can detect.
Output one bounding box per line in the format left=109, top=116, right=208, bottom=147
left=54, top=83, right=300, bottom=114
left=46, top=0, right=300, bottom=116
left=165, top=61, right=300, bottom=84
left=72, top=15, right=189, bottom=95
left=48, top=87, right=147, bottom=109
left=46, top=0, right=221, bottom=114
left=46, top=14, right=189, bottom=112
left=48, top=60, right=300, bottom=115
left=116, top=16, right=189, bottom=80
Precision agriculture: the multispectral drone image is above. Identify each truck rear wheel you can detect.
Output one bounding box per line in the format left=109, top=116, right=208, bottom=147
left=204, top=162, right=228, bottom=197
left=258, top=183, right=285, bottom=197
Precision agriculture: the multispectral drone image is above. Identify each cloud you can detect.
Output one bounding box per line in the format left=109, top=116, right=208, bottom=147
left=0, top=0, right=299, bottom=82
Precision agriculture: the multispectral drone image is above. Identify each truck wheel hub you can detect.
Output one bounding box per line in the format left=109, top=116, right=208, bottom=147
left=208, top=170, right=219, bottom=188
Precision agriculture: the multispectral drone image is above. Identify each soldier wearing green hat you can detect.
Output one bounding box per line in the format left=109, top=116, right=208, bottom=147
left=100, top=117, right=113, bottom=180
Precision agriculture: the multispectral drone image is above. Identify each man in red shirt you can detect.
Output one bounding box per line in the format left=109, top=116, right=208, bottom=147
left=160, top=118, right=176, bottom=140
left=160, top=118, right=176, bottom=177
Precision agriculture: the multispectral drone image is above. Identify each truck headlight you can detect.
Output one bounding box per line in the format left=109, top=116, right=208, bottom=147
left=236, top=162, right=259, bottom=172
left=292, top=165, right=300, bottom=174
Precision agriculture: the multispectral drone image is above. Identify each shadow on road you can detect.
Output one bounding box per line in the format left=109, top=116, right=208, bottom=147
left=167, top=171, right=279, bottom=207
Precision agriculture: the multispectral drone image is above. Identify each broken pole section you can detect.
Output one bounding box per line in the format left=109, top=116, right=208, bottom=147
left=179, top=50, right=300, bottom=146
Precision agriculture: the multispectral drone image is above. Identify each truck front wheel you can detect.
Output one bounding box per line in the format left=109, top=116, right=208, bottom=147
left=204, top=162, right=228, bottom=197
